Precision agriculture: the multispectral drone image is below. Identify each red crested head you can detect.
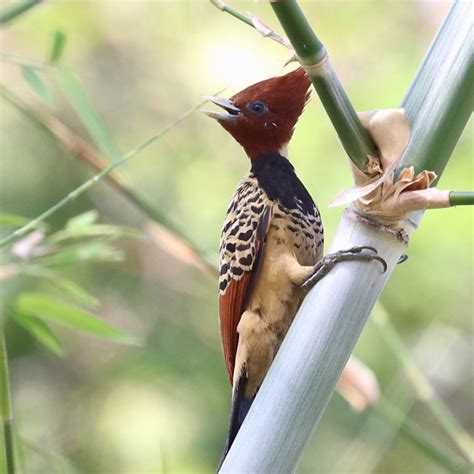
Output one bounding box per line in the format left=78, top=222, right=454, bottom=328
left=203, top=67, right=311, bottom=160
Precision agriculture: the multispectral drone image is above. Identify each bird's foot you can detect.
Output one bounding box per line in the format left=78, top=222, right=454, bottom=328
left=301, top=246, right=387, bottom=291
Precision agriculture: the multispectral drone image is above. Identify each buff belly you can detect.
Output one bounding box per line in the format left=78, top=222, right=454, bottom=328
left=233, top=212, right=323, bottom=398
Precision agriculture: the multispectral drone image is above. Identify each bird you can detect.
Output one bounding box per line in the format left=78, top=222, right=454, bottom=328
left=202, top=66, right=386, bottom=470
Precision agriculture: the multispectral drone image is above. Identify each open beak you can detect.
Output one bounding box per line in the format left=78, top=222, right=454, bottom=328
left=201, top=96, right=241, bottom=122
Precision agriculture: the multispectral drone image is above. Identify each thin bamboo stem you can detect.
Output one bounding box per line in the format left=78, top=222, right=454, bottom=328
left=450, top=192, right=474, bottom=207
left=211, top=0, right=377, bottom=172
left=373, top=308, right=474, bottom=464
left=376, top=397, right=469, bottom=474
left=271, top=1, right=378, bottom=172
left=0, top=0, right=42, bottom=25
left=0, top=97, right=207, bottom=249
left=0, top=327, right=15, bottom=474
left=1, top=86, right=217, bottom=276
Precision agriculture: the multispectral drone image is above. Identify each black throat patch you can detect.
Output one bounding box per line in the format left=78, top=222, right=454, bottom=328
left=251, top=152, right=315, bottom=213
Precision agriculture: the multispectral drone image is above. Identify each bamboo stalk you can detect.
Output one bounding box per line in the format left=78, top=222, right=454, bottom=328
left=0, top=327, right=15, bottom=474
left=271, top=1, right=378, bottom=172
left=220, top=3, right=472, bottom=472
left=397, top=1, right=473, bottom=179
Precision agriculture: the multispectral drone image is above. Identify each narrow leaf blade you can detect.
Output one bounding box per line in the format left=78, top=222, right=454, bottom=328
left=13, top=312, right=64, bottom=356
left=21, top=65, right=52, bottom=104
left=48, top=31, right=67, bottom=65
left=56, top=69, right=122, bottom=162
left=16, top=293, right=137, bottom=344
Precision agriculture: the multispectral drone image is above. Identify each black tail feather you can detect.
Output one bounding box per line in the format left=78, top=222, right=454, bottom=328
left=216, top=373, right=256, bottom=472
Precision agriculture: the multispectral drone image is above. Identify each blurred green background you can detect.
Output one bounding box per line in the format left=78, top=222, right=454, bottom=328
left=0, top=1, right=472, bottom=473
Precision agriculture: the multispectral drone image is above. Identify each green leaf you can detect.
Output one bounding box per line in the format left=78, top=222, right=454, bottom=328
left=21, top=65, right=52, bottom=104
left=50, top=224, right=139, bottom=243
left=16, top=293, right=137, bottom=344
left=57, top=70, right=122, bottom=162
left=52, top=278, right=99, bottom=309
left=65, top=210, right=98, bottom=231
left=48, top=31, right=67, bottom=65
left=13, top=312, right=64, bottom=356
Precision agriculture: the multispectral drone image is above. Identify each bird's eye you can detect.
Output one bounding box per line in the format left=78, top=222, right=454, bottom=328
left=248, top=101, right=267, bottom=116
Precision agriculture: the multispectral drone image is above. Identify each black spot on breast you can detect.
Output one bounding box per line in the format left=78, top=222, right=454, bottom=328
left=219, top=280, right=228, bottom=292
left=239, top=255, right=253, bottom=266
left=251, top=205, right=264, bottom=214
left=236, top=243, right=250, bottom=251
left=220, top=263, right=229, bottom=275
left=229, top=226, right=239, bottom=236
left=286, top=225, right=299, bottom=233
left=238, top=229, right=253, bottom=241
left=226, top=242, right=236, bottom=252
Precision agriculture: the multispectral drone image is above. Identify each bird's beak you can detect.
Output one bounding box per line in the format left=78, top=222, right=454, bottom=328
left=201, top=96, right=241, bottom=122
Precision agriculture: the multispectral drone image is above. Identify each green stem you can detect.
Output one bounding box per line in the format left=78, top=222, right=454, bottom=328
left=373, top=307, right=474, bottom=464
left=397, top=1, right=473, bottom=180
left=449, top=192, right=474, bottom=207
left=0, top=99, right=205, bottom=249
left=376, top=397, right=470, bottom=474
left=271, top=0, right=377, bottom=172
left=210, top=0, right=253, bottom=27
left=0, top=327, right=15, bottom=474
left=0, top=0, right=42, bottom=25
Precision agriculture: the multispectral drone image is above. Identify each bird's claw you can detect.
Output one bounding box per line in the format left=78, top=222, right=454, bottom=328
left=301, top=246, right=387, bottom=291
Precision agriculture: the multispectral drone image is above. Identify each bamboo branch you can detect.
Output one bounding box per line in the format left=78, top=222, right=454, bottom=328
left=376, top=397, right=469, bottom=474
left=0, top=96, right=207, bottom=249
left=0, top=0, right=43, bottom=25
left=211, top=0, right=377, bottom=172
left=1, top=87, right=217, bottom=277
left=373, top=307, right=474, bottom=463
left=0, top=327, right=15, bottom=474
left=449, top=192, right=474, bottom=207
left=220, top=3, right=472, bottom=472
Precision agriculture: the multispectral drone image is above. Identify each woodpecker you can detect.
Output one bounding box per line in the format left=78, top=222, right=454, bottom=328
left=203, top=67, right=385, bottom=469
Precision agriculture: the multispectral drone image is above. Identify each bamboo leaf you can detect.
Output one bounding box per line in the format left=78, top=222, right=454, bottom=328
left=35, top=241, right=123, bottom=266
left=13, top=312, right=64, bottom=356
left=16, top=293, right=138, bottom=344
left=48, top=31, right=67, bottom=65
left=56, top=69, right=122, bottom=162
left=65, top=210, right=98, bottom=230
left=21, top=65, right=52, bottom=104
left=50, top=224, right=139, bottom=243
left=51, top=278, right=99, bottom=309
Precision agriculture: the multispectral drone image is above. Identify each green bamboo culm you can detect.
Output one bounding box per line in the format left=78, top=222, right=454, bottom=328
left=449, top=192, right=474, bottom=207
left=0, top=0, right=42, bottom=25
left=271, top=0, right=378, bottom=173
left=397, top=1, right=473, bottom=181
left=0, top=328, right=15, bottom=474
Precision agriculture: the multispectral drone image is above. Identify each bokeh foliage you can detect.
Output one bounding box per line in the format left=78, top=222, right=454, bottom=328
left=0, top=1, right=472, bottom=473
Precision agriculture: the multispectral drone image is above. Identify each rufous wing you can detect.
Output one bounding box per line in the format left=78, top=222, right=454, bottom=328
left=218, top=178, right=271, bottom=383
